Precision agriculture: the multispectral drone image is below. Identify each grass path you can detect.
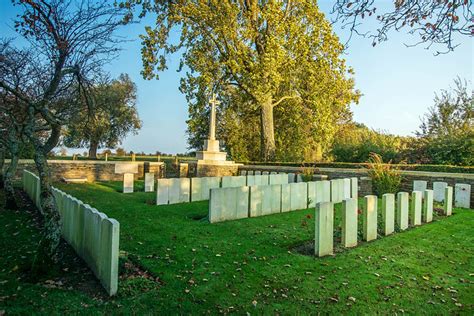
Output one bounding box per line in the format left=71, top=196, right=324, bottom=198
left=1, top=181, right=473, bottom=314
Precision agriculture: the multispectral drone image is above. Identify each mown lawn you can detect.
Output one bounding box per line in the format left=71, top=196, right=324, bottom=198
left=1, top=181, right=473, bottom=314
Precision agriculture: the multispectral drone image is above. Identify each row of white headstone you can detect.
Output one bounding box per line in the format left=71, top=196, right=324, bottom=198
left=122, top=172, right=156, bottom=193
left=414, top=180, right=471, bottom=208
left=155, top=174, right=289, bottom=205
left=315, top=187, right=454, bottom=257
left=239, top=170, right=307, bottom=183
left=22, top=170, right=119, bottom=296
left=208, top=178, right=359, bottom=223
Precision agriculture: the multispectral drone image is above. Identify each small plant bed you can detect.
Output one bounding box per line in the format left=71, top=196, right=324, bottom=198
left=2, top=181, right=473, bottom=314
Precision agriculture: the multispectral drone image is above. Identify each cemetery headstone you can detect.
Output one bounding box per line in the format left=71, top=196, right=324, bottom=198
left=288, top=173, right=296, bottom=183
left=191, top=177, right=221, bottom=201
left=123, top=173, right=134, bottom=193
left=262, top=171, right=269, bottom=175
left=315, top=202, right=334, bottom=257
left=342, top=198, right=358, bottom=247
left=249, top=185, right=281, bottom=217
left=296, top=174, right=303, bottom=183
left=444, top=186, right=453, bottom=216
left=382, top=193, right=395, bottom=235
left=290, top=182, right=308, bottom=210
left=423, top=190, right=434, bottom=222
left=330, top=179, right=341, bottom=203
left=396, top=192, right=409, bottom=230
left=307, top=181, right=317, bottom=208
left=221, top=175, right=247, bottom=188
left=281, top=184, right=291, bottom=212
left=350, top=177, right=358, bottom=199
left=413, top=180, right=428, bottom=192
left=410, top=191, right=422, bottom=226
left=209, top=186, right=250, bottom=223
left=363, top=195, right=378, bottom=241
left=316, top=180, right=331, bottom=204
left=454, top=183, right=471, bottom=208
left=255, top=171, right=262, bottom=175
left=433, top=182, right=448, bottom=202
left=144, top=173, right=155, bottom=192
left=342, top=178, right=351, bottom=200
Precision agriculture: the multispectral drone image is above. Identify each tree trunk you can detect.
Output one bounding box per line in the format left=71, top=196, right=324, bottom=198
left=88, top=140, right=99, bottom=159
left=260, top=97, right=276, bottom=161
left=0, top=147, right=5, bottom=189
left=32, top=150, right=62, bottom=266
left=4, top=154, right=19, bottom=209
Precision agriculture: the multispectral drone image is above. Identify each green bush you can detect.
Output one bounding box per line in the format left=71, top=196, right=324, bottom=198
left=366, top=153, right=402, bottom=197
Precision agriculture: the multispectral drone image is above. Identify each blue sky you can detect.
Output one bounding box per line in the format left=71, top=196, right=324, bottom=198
left=1, top=1, right=472, bottom=155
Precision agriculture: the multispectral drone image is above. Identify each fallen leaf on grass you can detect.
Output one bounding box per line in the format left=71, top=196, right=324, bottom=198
left=422, top=276, right=430, bottom=281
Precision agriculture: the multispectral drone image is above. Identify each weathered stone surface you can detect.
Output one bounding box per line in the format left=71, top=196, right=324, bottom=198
left=239, top=170, right=247, bottom=176
left=255, top=171, right=261, bottom=175
left=315, top=202, right=334, bottom=257
left=315, top=181, right=331, bottom=204
left=410, top=191, right=422, bottom=226
left=330, top=179, right=341, bottom=203
left=99, top=218, right=120, bottom=296
left=444, top=186, right=453, bottom=216
left=249, top=185, right=281, bottom=217
left=455, top=183, right=471, bottom=208
left=262, top=171, right=269, bottom=175
left=350, top=177, right=358, bottom=199
left=413, top=180, right=428, bottom=192
left=396, top=192, right=409, bottom=230
left=144, top=173, right=155, bottom=192
left=269, top=174, right=288, bottom=185
left=114, top=163, right=139, bottom=174
left=423, top=190, right=434, bottom=223
left=307, top=182, right=317, bottom=208
left=342, top=178, right=351, bottom=200
left=382, top=193, right=395, bottom=235
left=221, top=175, right=247, bottom=188
left=296, top=174, right=303, bottom=183
left=290, top=182, right=308, bottom=210
left=156, top=178, right=191, bottom=204
left=363, top=195, right=378, bottom=241
left=288, top=173, right=296, bottom=183
left=433, top=181, right=448, bottom=202
left=342, top=198, right=358, bottom=248
left=191, top=177, right=221, bottom=201
left=246, top=175, right=269, bottom=186
left=281, top=184, right=291, bottom=212
left=209, top=186, right=250, bottom=223
left=123, top=173, right=134, bottom=193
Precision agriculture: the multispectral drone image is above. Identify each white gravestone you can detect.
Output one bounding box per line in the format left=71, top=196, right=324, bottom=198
left=315, top=180, right=331, bottom=204
left=249, top=185, right=281, bottom=217
left=144, top=173, right=155, bottom=192
left=363, top=195, right=378, bottom=241
left=423, top=190, right=434, bottom=223
left=350, top=177, right=358, bottom=199
left=281, top=184, right=291, bottom=212
left=123, top=173, right=134, bottom=193
left=222, top=176, right=246, bottom=188
left=413, top=180, right=428, bottom=192
left=454, top=183, right=471, bottom=208
left=382, top=193, right=395, bottom=236
left=315, top=202, right=334, bottom=257
left=342, top=198, right=358, bottom=248
left=444, top=186, right=453, bottom=216
left=288, top=173, right=296, bottom=183
left=433, top=182, right=448, bottom=202
left=290, top=182, right=308, bottom=210
left=410, top=191, right=422, bottom=226
left=209, top=186, right=249, bottom=223
left=191, top=177, right=221, bottom=201
left=396, top=192, right=409, bottom=230
left=342, top=178, right=351, bottom=199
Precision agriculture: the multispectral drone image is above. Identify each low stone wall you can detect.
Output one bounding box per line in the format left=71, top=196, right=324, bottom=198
left=6, top=160, right=165, bottom=182
left=22, top=170, right=119, bottom=296
left=187, top=161, right=241, bottom=177
left=240, top=165, right=473, bottom=205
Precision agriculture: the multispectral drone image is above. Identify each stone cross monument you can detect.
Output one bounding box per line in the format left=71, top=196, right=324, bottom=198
left=195, top=94, right=230, bottom=163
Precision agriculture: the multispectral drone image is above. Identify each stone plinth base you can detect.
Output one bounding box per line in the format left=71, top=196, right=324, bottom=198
left=195, top=150, right=227, bottom=161
left=195, top=161, right=242, bottom=177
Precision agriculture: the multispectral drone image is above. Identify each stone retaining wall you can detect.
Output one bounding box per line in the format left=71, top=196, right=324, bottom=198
left=5, top=160, right=165, bottom=182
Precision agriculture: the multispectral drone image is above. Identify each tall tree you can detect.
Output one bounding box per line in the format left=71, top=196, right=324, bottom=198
left=126, top=0, right=359, bottom=161
left=332, top=0, right=473, bottom=53
left=0, top=0, right=126, bottom=263
left=63, top=74, right=142, bottom=159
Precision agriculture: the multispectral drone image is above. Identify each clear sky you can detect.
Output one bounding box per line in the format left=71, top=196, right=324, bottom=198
left=1, top=1, right=472, bottom=155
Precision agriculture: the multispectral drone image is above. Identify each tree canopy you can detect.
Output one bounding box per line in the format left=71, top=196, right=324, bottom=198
left=63, top=74, right=142, bottom=158
left=126, top=0, right=360, bottom=160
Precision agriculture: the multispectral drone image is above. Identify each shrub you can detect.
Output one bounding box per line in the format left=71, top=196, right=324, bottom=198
left=366, top=153, right=402, bottom=197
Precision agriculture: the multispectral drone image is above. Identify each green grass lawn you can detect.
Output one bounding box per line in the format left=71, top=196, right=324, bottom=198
left=1, top=181, right=473, bottom=314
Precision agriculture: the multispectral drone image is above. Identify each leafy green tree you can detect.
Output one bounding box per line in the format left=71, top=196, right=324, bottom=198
left=63, top=74, right=141, bottom=159
left=414, top=78, right=473, bottom=165
left=126, top=0, right=359, bottom=160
